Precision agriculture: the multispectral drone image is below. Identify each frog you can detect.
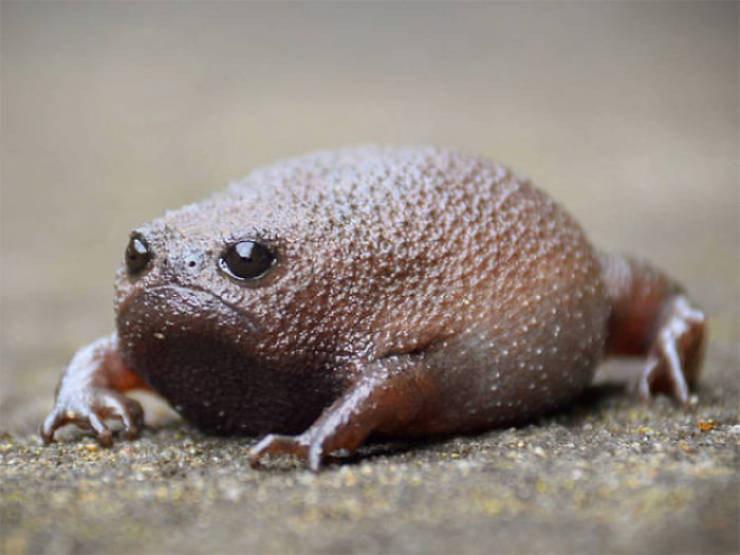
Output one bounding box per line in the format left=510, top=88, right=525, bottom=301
left=40, top=146, right=706, bottom=470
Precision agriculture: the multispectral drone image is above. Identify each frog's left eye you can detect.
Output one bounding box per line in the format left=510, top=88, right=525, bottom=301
left=219, top=241, right=276, bottom=281
left=125, top=234, right=152, bottom=276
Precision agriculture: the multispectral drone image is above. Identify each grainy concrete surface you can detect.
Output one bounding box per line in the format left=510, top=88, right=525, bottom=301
left=1, top=3, right=738, bottom=554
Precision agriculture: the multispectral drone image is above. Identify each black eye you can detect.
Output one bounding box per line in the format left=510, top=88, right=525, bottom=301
left=219, top=241, right=276, bottom=281
left=125, top=234, right=151, bottom=276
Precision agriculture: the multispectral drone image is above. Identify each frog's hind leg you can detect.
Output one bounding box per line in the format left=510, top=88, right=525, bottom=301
left=599, top=252, right=706, bottom=404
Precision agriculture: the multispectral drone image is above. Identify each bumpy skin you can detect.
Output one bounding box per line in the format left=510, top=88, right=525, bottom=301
left=41, top=147, right=706, bottom=470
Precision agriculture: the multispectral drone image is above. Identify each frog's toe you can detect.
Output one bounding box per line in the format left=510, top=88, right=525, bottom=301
left=88, top=412, right=113, bottom=447
left=637, top=354, right=688, bottom=404
left=99, top=392, right=144, bottom=440
left=84, top=391, right=144, bottom=445
left=40, top=408, right=66, bottom=444
left=248, top=434, right=310, bottom=468
left=308, top=442, right=328, bottom=472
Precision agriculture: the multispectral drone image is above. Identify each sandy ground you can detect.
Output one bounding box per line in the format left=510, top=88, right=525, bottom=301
left=1, top=3, right=738, bottom=554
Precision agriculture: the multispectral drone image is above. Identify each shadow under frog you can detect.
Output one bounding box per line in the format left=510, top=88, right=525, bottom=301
left=41, top=147, right=706, bottom=471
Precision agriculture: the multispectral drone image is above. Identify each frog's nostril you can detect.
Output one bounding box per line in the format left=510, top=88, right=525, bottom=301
left=183, top=253, right=202, bottom=271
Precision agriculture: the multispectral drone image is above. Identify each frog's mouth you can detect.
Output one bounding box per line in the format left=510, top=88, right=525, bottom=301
left=116, top=285, right=332, bottom=435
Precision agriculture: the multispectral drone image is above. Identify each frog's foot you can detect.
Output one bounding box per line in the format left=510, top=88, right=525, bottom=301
left=249, top=425, right=363, bottom=471
left=41, top=388, right=144, bottom=447
left=248, top=434, right=311, bottom=469
left=637, top=295, right=706, bottom=405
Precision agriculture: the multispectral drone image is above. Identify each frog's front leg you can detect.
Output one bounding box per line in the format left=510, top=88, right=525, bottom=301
left=600, top=252, right=707, bottom=404
left=249, top=354, right=440, bottom=471
left=41, top=332, right=150, bottom=446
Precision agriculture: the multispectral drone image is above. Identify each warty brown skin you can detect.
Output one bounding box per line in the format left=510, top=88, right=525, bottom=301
left=41, top=147, right=706, bottom=470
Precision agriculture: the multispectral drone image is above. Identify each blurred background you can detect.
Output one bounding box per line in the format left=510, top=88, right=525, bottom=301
left=2, top=3, right=738, bottom=554
left=2, top=0, right=737, bottom=430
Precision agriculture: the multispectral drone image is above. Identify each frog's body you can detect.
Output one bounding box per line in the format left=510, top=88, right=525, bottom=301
left=42, top=147, right=706, bottom=470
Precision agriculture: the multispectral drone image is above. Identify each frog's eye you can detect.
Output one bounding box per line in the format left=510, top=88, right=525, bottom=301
left=125, top=234, right=152, bottom=276
left=219, top=241, right=276, bottom=281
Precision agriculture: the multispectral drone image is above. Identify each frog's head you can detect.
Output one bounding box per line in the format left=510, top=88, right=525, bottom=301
left=112, top=192, right=346, bottom=435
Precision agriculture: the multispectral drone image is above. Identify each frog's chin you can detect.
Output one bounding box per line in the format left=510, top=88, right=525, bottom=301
left=116, top=285, right=339, bottom=435
left=115, top=285, right=274, bottom=435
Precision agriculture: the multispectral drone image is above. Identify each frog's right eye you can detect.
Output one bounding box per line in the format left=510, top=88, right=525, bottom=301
left=125, top=234, right=152, bottom=276
left=219, top=240, right=276, bottom=281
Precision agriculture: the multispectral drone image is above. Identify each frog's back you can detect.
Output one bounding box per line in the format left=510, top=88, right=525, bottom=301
left=226, top=147, right=609, bottom=429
